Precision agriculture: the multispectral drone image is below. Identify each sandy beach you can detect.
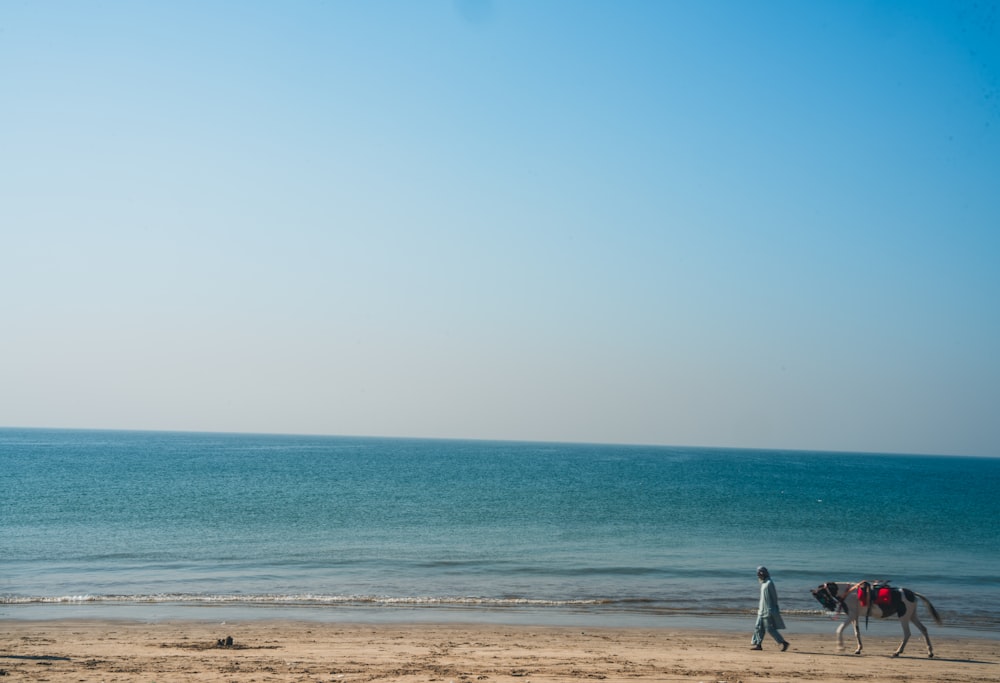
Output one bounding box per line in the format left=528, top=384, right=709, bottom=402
left=1, top=620, right=997, bottom=682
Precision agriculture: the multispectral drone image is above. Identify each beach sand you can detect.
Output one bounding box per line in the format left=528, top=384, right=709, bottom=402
left=2, top=620, right=997, bottom=682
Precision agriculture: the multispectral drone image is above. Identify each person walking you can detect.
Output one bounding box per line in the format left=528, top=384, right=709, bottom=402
left=751, top=566, right=789, bottom=651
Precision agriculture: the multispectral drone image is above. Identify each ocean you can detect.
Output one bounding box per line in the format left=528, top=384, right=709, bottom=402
left=2, top=428, right=998, bottom=636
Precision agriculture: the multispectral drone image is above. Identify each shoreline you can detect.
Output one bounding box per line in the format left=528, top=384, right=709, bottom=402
left=2, top=618, right=998, bottom=682
left=4, top=602, right=998, bottom=639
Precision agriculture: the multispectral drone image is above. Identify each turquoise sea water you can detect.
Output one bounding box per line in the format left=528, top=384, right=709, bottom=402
left=2, top=429, right=998, bottom=634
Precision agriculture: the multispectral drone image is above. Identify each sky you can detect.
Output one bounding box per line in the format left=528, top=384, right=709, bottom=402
left=2, top=1, right=999, bottom=457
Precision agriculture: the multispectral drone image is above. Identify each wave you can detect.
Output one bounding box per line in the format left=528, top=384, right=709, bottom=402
left=0, top=593, right=787, bottom=618
left=0, top=593, right=613, bottom=608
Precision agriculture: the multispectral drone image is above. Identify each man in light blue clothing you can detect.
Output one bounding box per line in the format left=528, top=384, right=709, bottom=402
left=751, top=566, right=790, bottom=651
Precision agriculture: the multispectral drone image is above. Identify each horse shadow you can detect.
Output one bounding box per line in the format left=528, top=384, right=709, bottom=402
left=895, top=655, right=995, bottom=665
left=790, top=649, right=995, bottom=665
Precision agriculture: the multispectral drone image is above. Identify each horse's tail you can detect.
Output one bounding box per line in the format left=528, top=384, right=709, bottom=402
left=914, top=592, right=943, bottom=625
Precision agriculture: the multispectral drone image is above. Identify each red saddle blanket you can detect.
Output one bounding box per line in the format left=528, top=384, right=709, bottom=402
left=857, top=584, right=893, bottom=607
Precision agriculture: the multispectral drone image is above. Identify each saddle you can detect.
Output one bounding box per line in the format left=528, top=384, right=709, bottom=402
left=857, top=581, right=893, bottom=607
left=857, top=581, right=905, bottom=618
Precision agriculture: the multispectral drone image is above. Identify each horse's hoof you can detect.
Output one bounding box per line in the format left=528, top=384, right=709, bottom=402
left=892, top=653, right=900, bottom=658
left=928, top=653, right=934, bottom=659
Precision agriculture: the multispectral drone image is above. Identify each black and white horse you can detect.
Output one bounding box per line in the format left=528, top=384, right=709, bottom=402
left=811, top=581, right=942, bottom=657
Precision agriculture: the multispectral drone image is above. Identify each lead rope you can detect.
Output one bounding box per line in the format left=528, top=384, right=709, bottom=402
left=862, top=582, right=872, bottom=630
left=844, top=581, right=872, bottom=629
left=825, top=587, right=845, bottom=620
left=835, top=593, right=845, bottom=619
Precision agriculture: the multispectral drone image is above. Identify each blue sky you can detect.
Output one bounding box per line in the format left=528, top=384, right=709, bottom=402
left=2, top=1, right=998, bottom=456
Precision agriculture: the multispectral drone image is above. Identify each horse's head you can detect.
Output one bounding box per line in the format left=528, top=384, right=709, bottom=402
left=811, top=582, right=841, bottom=612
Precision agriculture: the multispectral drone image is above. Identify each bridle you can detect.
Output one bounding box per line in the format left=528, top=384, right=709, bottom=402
left=813, top=582, right=846, bottom=616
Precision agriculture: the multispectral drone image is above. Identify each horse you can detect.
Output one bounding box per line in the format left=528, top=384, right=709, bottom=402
left=811, top=581, right=942, bottom=657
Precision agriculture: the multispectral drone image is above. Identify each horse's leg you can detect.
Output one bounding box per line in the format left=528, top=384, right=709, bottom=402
left=834, top=619, right=848, bottom=651
left=893, top=617, right=912, bottom=657
left=850, top=619, right=863, bottom=655
left=909, top=613, right=933, bottom=658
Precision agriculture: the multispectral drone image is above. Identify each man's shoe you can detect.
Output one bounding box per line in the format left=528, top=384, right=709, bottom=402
left=781, top=641, right=790, bottom=652
left=750, top=645, right=762, bottom=650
